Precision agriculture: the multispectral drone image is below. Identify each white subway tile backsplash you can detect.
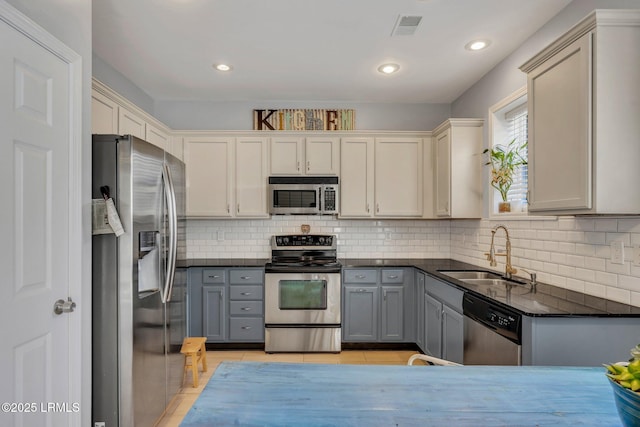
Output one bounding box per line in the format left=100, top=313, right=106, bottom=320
left=185, top=216, right=640, bottom=307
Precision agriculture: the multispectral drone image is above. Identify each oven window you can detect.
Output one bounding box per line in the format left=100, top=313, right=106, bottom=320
left=279, top=280, right=327, bottom=310
left=273, top=190, right=317, bottom=208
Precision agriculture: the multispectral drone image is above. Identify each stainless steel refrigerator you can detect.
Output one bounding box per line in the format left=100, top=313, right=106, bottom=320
left=92, top=134, right=186, bottom=427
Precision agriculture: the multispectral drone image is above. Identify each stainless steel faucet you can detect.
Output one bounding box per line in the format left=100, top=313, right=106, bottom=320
left=485, top=225, right=517, bottom=279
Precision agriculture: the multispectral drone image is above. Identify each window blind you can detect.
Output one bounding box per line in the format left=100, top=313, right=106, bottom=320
left=504, top=104, right=528, bottom=207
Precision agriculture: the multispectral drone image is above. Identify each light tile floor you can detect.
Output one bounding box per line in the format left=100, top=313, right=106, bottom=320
left=157, top=349, right=420, bottom=427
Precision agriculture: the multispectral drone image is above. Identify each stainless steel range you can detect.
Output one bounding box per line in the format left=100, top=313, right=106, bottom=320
left=264, top=234, right=341, bottom=353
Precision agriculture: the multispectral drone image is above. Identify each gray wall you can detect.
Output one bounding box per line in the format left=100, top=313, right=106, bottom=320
left=5, top=0, right=92, bottom=426
left=93, top=53, right=156, bottom=115
left=452, top=0, right=640, bottom=118
left=154, top=99, right=450, bottom=131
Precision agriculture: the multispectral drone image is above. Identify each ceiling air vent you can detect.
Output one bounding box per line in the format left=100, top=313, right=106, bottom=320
left=391, top=15, right=422, bottom=37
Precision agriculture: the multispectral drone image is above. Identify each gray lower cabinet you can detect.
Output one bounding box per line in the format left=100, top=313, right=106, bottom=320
left=187, top=267, right=264, bottom=343
left=343, top=268, right=413, bottom=343
left=415, top=271, right=426, bottom=352
left=228, top=269, right=264, bottom=342
left=424, top=276, right=464, bottom=364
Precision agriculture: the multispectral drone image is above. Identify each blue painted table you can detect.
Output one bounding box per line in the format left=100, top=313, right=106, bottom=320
left=180, top=362, right=621, bottom=426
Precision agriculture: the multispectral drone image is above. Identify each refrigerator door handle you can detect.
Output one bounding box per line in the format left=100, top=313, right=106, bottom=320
left=162, top=163, right=178, bottom=303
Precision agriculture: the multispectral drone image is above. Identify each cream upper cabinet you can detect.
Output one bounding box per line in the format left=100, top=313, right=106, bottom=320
left=270, top=136, right=339, bottom=175
left=340, top=136, right=425, bottom=218
left=235, top=137, right=269, bottom=217
left=184, top=136, right=269, bottom=218
left=184, top=136, right=234, bottom=217
left=118, top=107, right=146, bottom=139
left=520, top=10, right=640, bottom=215
left=305, top=137, right=340, bottom=175
left=374, top=137, right=423, bottom=217
left=270, top=137, right=303, bottom=174
left=145, top=123, right=170, bottom=152
left=91, top=90, right=118, bottom=134
left=433, top=119, right=483, bottom=219
left=340, top=137, right=375, bottom=217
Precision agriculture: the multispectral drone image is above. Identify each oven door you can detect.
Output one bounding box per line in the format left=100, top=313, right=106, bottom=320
left=265, top=272, right=341, bottom=325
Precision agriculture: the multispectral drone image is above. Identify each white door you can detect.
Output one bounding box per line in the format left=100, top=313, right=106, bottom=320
left=0, top=4, right=82, bottom=427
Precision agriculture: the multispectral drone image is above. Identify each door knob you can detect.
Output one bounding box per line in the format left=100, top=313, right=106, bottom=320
left=53, top=297, right=76, bottom=315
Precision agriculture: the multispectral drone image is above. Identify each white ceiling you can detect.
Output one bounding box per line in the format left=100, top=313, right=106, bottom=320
left=92, top=0, right=572, bottom=104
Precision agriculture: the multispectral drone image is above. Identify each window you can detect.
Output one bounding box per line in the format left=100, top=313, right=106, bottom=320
left=488, top=87, right=528, bottom=215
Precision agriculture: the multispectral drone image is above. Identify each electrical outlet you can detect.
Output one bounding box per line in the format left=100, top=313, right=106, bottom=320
left=633, top=245, right=640, bottom=267
left=611, top=241, right=624, bottom=265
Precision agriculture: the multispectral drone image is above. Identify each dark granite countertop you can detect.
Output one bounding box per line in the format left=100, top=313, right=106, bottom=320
left=341, top=258, right=640, bottom=318
left=178, top=258, right=269, bottom=268
left=181, top=257, right=640, bottom=317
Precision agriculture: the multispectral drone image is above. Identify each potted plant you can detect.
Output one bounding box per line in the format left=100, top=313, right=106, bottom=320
left=604, top=344, right=640, bottom=427
left=483, top=139, right=527, bottom=213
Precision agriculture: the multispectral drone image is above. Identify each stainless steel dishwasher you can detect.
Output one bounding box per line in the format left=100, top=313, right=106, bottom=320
left=463, top=293, right=522, bottom=365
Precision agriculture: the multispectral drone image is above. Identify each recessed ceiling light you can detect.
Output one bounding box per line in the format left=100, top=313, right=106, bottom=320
left=378, top=63, right=400, bottom=74
left=465, top=39, right=491, bottom=51
left=213, top=63, right=232, bottom=71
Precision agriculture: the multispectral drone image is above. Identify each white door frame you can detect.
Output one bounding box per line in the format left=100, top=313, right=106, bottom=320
left=0, top=2, right=84, bottom=426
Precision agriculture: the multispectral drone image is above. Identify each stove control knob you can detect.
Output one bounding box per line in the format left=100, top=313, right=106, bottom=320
left=318, top=237, right=325, bottom=245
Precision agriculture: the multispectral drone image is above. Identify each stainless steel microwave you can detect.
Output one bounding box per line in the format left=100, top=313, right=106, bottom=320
left=268, top=176, right=339, bottom=215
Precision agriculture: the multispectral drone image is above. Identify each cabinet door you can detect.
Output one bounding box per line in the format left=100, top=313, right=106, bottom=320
left=235, top=137, right=269, bottom=217
left=145, top=123, right=170, bottom=151
left=528, top=34, right=591, bottom=212
left=380, top=286, right=404, bottom=341
left=415, top=272, right=426, bottom=352
left=305, top=137, right=339, bottom=175
left=343, top=286, right=378, bottom=341
left=424, top=293, right=442, bottom=358
left=118, top=107, right=146, bottom=139
left=202, top=285, right=226, bottom=342
left=374, top=138, right=423, bottom=217
left=270, top=137, right=303, bottom=175
left=91, top=90, right=118, bottom=134
left=434, top=129, right=451, bottom=217
left=339, top=137, right=374, bottom=217
left=442, top=305, right=464, bottom=364
left=184, top=137, right=234, bottom=217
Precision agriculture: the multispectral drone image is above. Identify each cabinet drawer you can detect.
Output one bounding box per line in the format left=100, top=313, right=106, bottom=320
left=229, top=317, right=264, bottom=341
left=229, top=285, right=263, bottom=300
left=202, top=269, right=226, bottom=284
left=343, top=269, right=377, bottom=284
left=229, top=269, right=263, bottom=285
left=381, top=269, right=404, bottom=284
left=229, top=301, right=264, bottom=316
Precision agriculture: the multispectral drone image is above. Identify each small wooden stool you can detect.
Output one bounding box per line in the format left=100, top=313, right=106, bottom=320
left=180, top=337, right=207, bottom=387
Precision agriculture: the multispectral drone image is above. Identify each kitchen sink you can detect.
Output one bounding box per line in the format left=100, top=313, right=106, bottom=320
left=460, top=278, right=527, bottom=287
left=438, top=270, right=528, bottom=287
left=438, top=270, right=503, bottom=280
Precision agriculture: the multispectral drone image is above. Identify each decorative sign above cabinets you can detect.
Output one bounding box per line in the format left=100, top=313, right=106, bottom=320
left=253, top=109, right=355, bottom=131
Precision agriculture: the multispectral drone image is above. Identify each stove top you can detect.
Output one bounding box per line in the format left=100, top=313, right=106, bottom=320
left=267, top=234, right=339, bottom=272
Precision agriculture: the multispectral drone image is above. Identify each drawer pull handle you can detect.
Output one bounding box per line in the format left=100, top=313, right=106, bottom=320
left=355, top=275, right=366, bottom=279
left=241, top=326, right=252, bottom=330
left=241, top=307, right=252, bottom=311
left=241, top=276, right=252, bottom=280
left=358, top=288, right=366, bottom=292
left=387, top=275, right=398, bottom=279
left=241, top=292, right=252, bottom=296
left=208, top=275, right=220, bottom=279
